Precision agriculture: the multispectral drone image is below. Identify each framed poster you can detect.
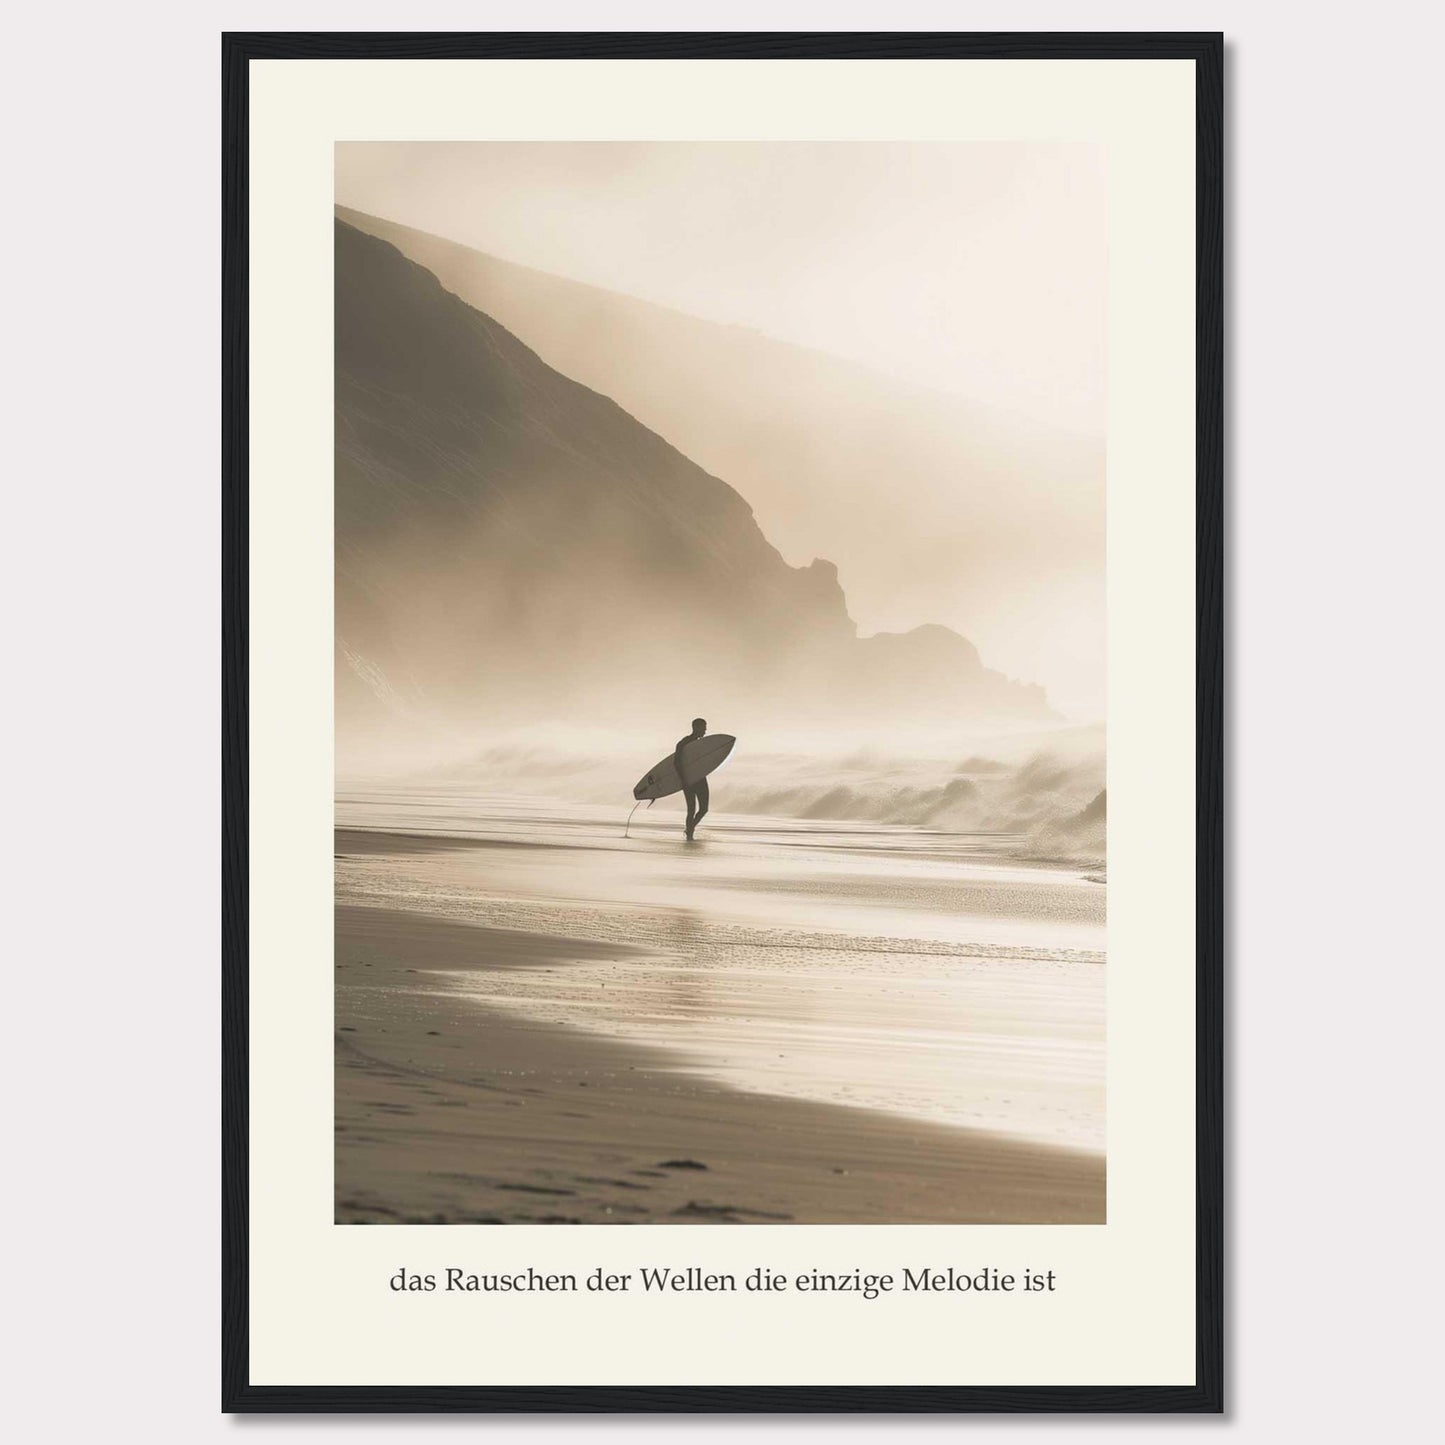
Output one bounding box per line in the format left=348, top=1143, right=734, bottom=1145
left=223, top=30, right=1223, bottom=1412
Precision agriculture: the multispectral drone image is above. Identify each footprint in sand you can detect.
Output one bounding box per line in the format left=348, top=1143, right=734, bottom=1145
left=672, top=1201, right=793, bottom=1221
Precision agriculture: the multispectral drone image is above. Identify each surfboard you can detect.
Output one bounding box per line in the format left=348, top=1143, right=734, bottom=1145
left=632, top=734, right=736, bottom=801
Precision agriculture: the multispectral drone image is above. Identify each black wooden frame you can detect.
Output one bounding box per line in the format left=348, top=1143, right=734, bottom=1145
left=222, top=30, right=1223, bottom=1414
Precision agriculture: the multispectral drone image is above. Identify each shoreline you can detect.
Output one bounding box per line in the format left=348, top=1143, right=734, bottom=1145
left=335, top=897, right=1105, bottom=1226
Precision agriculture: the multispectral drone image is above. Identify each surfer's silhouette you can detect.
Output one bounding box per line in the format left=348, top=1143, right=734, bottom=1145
left=676, top=718, right=710, bottom=841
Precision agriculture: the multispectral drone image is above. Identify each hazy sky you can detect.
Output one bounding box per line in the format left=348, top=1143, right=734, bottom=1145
left=336, top=142, right=1106, bottom=434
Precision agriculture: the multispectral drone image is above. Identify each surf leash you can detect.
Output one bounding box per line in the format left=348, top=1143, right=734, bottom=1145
left=623, top=798, right=655, bottom=838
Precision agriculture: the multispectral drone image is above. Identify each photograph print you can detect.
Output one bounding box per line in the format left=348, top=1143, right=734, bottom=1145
left=332, top=141, right=1107, bottom=1227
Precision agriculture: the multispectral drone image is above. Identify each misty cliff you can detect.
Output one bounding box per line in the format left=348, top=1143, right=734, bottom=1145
left=336, top=206, right=1103, bottom=715
left=335, top=220, right=1050, bottom=751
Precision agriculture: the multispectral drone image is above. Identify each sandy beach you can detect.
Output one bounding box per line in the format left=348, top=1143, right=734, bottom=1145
left=335, top=790, right=1105, bottom=1225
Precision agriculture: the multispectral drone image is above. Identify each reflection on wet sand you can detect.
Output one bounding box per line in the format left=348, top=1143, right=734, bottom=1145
left=334, top=788, right=1105, bottom=1224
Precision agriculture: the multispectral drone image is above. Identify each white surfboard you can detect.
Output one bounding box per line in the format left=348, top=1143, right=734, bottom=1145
left=632, top=734, right=736, bottom=801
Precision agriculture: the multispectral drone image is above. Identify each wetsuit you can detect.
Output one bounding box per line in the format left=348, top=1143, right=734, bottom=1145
left=675, top=734, right=710, bottom=838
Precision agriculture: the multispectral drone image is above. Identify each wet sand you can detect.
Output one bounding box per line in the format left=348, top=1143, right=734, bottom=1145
left=335, top=797, right=1105, bottom=1225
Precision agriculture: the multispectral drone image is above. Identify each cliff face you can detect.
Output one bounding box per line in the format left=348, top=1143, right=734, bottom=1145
left=334, top=220, right=1050, bottom=747
left=336, top=206, right=1103, bottom=697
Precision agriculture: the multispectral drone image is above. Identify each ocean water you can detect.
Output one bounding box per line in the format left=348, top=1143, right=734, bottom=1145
left=336, top=787, right=1105, bottom=1152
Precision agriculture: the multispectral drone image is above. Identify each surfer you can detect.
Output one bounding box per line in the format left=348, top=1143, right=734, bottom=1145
left=675, top=718, right=710, bottom=840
